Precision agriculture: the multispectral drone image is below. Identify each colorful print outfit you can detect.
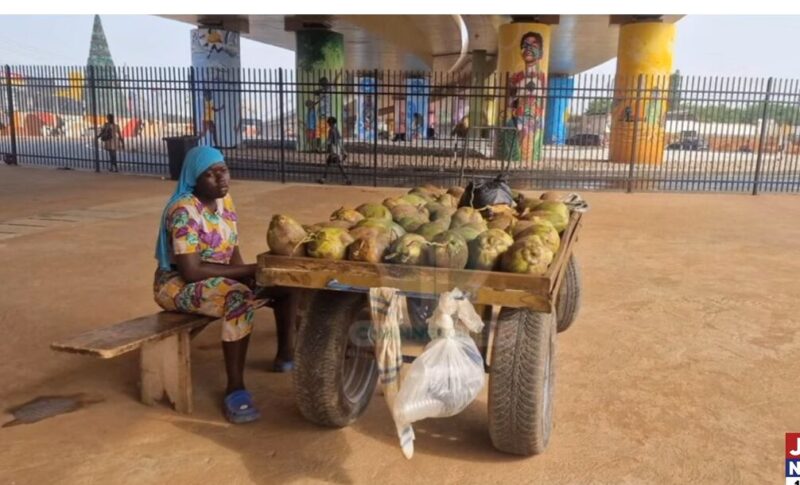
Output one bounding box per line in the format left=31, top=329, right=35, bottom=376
left=153, top=193, right=262, bottom=342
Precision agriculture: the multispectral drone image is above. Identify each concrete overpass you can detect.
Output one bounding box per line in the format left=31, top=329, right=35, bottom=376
left=164, top=14, right=684, bottom=164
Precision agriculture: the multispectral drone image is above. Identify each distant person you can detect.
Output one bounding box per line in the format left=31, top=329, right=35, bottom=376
left=451, top=115, right=470, bottom=161
left=97, top=113, right=123, bottom=173
left=318, top=116, right=352, bottom=185
left=202, top=90, right=224, bottom=147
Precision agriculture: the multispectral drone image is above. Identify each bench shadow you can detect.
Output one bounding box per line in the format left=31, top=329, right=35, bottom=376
left=170, top=397, right=356, bottom=484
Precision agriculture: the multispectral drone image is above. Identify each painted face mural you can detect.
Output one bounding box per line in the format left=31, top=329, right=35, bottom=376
left=500, top=31, right=547, bottom=162
left=521, top=33, right=543, bottom=65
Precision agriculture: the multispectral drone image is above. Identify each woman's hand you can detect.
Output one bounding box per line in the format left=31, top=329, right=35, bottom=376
left=175, top=252, right=256, bottom=284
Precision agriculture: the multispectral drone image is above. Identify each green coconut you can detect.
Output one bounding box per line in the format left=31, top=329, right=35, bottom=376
left=501, top=238, right=555, bottom=275
left=400, top=193, right=431, bottom=207
left=383, top=196, right=409, bottom=210
left=384, top=233, right=429, bottom=266
left=447, top=186, right=465, bottom=200
left=330, top=207, right=365, bottom=227
left=539, top=191, right=562, bottom=201
left=425, top=202, right=456, bottom=222
left=513, top=216, right=555, bottom=235
left=304, top=220, right=353, bottom=233
left=416, top=218, right=451, bottom=241
left=356, top=202, right=393, bottom=221
left=487, top=213, right=517, bottom=233
left=515, top=223, right=561, bottom=253
left=427, top=230, right=469, bottom=269
left=306, top=227, right=354, bottom=260
left=450, top=206, right=485, bottom=229
left=516, top=196, right=541, bottom=215
left=390, top=203, right=429, bottom=220
left=437, top=193, right=459, bottom=209
left=348, top=233, right=393, bottom=263
left=451, top=224, right=485, bottom=242
left=468, top=228, right=515, bottom=270
left=528, top=201, right=570, bottom=232
left=267, top=214, right=308, bottom=256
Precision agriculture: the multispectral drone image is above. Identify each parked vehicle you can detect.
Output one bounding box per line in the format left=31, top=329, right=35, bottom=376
left=667, top=137, right=709, bottom=151
left=565, top=133, right=603, bottom=146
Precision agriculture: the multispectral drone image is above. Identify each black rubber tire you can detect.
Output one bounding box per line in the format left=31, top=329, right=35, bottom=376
left=293, top=290, right=378, bottom=428
left=556, top=255, right=582, bottom=333
left=488, top=308, right=556, bottom=456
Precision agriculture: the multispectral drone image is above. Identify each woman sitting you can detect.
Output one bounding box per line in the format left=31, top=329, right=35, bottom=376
left=153, top=146, right=294, bottom=424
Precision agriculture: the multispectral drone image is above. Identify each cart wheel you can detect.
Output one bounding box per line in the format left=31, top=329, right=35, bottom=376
left=556, top=255, right=582, bottom=333
left=488, top=308, right=556, bottom=456
left=294, top=290, right=378, bottom=428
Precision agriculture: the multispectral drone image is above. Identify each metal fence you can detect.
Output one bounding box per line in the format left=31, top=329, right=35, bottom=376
left=1, top=64, right=799, bottom=193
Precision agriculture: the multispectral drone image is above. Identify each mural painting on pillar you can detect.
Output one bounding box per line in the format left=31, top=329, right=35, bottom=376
left=496, top=24, right=550, bottom=163
left=296, top=30, right=344, bottom=152
left=357, top=76, right=376, bottom=141
left=191, top=28, right=241, bottom=149
left=405, top=77, right=429, bottom=141
left=608, top=22, right=675, bottom=164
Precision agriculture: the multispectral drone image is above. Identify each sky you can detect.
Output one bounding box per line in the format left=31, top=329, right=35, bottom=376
left=0, top=15, right=799, bottom=78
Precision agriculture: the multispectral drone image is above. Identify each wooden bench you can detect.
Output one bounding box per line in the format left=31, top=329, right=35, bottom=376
left=51, top=311, right=215, bottom=413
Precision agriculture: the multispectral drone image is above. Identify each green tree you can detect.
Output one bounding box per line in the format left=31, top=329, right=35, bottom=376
left=584, top=98, right=612, bottom=115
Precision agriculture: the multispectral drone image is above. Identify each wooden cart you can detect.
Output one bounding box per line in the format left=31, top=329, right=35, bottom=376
left=256, top=210, right=583, bottom=456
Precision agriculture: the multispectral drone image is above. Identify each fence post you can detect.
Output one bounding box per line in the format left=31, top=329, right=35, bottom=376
left=189, top=67, right=198, bottom=137
left=627, top=74, right=645, bottom=193
left=752, top=77, right=773, bottom=196
left=4, top=65, right=17, bottom=165
left=372, top=68, right=379, bottom=187
left=88, top=65, right=101, bottom=172
left=278, top=68, right=286, bottom=184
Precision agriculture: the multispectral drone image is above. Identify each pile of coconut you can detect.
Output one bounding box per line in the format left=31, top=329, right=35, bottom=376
left=266, top=185, right=570, bottom=275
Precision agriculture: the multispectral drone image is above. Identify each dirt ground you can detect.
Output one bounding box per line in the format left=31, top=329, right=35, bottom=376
left=0, top=165, right=798, bottom=484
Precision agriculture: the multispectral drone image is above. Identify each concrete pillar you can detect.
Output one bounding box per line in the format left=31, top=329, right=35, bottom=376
left=295, top=28, right=345, bottom=152
left=496, top=22, right=551, bottom=162
left=468, top=50, right=488, bottom=137
left=608, top=21, right=676, bottom=164
left=406, top=76, right=429, bottom=141
left=545, top=75, right=574, bottom=145
left=191, top=27, right=241, bottom=149
left=357, top=75, right=376, bottom=141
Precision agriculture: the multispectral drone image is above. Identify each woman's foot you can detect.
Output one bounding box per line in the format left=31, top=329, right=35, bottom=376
left=271, top=357, right=294, bottom=373
left=223, top=389, right=261, bottom=424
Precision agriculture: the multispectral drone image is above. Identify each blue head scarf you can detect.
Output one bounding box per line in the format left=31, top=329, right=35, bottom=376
left=155, top=146, right=225, bottom=270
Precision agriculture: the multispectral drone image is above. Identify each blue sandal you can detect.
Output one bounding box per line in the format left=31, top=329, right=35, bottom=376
left=223, top=390, right=261, bottom=424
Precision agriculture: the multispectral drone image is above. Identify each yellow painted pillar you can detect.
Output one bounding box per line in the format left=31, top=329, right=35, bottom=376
left=496, top=22, right=551, bottom=163
left=609, top=21, right=676, bottom=164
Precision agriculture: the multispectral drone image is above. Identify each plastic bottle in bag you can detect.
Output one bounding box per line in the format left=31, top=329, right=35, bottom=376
left=393, top=290, right=485, bottom=428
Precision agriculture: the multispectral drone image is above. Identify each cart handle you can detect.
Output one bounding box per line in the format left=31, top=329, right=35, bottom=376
left=326, top=279, right=471, bottom=301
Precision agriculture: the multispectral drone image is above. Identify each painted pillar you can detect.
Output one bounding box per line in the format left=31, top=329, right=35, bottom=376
left=191, top=27, right=241, bottom=149
left=295, top=28, right=344, bottom=152
left=468, top=50, right=489, bottom=136
left=405, top=76, right=429, bottom=141
left=357, top=75, right=376, bottom=141
left=496, top=22, right=551, bottom=162
left=608, top=21, right=676, bottom=164
left=545, top=76, right=574, bottom=145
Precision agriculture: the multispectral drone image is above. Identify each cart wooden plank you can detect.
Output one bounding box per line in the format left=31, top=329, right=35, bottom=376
left=546, top=211, right=583, bottom=296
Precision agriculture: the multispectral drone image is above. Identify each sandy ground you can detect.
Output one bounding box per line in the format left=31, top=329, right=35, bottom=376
left=0, top=165, right=798, bottom=484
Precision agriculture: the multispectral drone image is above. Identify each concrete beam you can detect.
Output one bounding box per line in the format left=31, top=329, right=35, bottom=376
left=196, top=15, right=250, bottom=34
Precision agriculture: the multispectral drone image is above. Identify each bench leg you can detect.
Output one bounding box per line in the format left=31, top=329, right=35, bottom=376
left=140, top=330, right=192, bottom=413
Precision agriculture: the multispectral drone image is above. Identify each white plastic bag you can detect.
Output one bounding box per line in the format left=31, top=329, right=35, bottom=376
left=393, top=288, right=486, bottom=434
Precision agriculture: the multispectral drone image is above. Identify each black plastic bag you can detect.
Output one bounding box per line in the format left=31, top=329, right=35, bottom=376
left=458, top=175, right=514, bottom=209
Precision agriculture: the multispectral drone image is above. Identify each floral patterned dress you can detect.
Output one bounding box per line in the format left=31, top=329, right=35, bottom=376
left=153, top=193, right=261, bottom=342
